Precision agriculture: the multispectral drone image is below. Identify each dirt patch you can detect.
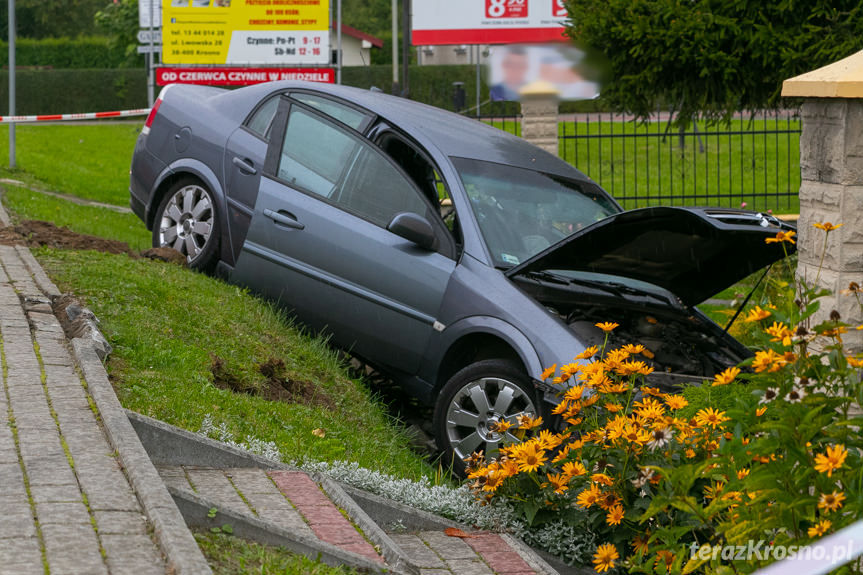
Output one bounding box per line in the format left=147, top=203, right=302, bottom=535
left=141, top=247, right=188, bottom=266
left=0, top=220, right=135, bottom=256
left=210, top=355, right=335, bottom=410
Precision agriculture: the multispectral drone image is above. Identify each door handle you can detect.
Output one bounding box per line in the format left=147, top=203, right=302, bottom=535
left=263, top=208, right=305, bottom=230
left=232, top=156, right=257, bottom=175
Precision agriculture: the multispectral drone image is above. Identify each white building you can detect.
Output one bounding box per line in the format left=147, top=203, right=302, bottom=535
left=417, top=44, right=489, bottom=66
left=332, top=23, right=383, bottom=67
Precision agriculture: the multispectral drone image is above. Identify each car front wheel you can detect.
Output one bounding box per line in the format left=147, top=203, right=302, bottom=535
left=153, top=178, right=219, bottom=270
left=434, top=359, right=541, bottom=475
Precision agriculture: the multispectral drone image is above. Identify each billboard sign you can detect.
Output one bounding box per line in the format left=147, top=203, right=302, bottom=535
left=157, top=66, right=335, bottom=85
left=162, top=0, right=330, bottom=65
left=139, top=0, right=162, bottom=29
left=487, top=44, right=599, bottom=101
left=412, top=0, right=568, bottom=45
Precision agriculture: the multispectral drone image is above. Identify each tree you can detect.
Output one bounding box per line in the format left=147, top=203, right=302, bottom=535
left=0, top=0, right=106, bottom=38
left=565, top=0, right=863, bottom=124
left=94, top=0, right=139, bottom=65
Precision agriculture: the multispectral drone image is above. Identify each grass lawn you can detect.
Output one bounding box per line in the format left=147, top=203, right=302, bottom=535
left=195, top=530, right=357, bottom=575
left=0, top=123, right=140, bottom=206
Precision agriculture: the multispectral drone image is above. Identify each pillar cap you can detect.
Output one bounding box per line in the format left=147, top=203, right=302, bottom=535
left=782, top=50, right=863, bottom=98
left=519, top=80, right=560, bottom=98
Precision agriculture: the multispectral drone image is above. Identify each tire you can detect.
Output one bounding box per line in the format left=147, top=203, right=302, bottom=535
left=434, top=359, right=542, bottom=476
left=152, top=178, right=219, bottom=271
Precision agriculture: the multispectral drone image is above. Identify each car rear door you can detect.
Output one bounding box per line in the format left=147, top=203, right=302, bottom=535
left=231, top=96, right=457, bottom=375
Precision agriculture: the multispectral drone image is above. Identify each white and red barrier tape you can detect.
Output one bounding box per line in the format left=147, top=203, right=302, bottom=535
left=0, top=108, right=150, bottom=124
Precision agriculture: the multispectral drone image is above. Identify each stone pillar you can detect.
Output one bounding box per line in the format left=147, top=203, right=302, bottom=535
left=783, top=51, right=863, bottom=351
left=519, top=81, right=560, bottom=157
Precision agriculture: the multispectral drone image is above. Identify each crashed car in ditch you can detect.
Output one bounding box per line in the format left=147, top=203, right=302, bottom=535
left=129, top=81, right=795, bottom=472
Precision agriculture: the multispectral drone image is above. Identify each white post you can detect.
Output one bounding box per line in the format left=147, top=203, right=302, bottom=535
left=8, top=0, right=15, bottom=168
left=147, top=0, right=154, bottom=106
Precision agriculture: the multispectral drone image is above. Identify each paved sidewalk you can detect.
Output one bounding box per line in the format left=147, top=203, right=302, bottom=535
left=0, top=245, right=167, bottom=575
left=159, top=465, right=543, bottom=575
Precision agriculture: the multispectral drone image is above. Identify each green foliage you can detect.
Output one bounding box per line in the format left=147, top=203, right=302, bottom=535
left=94, top=0, right=141, bottom=67
left=0, top=69, right=147, bottom=114
left=0, top=36, right=134, bottom=68
left=0, top=0, right=105, bottom=39
left=565, top=0, right=863, bottom=124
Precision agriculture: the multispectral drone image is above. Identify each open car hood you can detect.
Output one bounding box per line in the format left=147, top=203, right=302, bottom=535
left=505, top=207, right=796, bottom=307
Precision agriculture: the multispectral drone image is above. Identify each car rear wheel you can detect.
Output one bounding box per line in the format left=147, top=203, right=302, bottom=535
left=153, top=178, right=219, bottom=270
left=434, top=359, right=541, bottom=475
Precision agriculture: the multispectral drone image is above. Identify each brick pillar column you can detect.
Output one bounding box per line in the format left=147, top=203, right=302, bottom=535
left=519, top=81, right=560, bottom=157
left=783, top=51, right=863, bottom=352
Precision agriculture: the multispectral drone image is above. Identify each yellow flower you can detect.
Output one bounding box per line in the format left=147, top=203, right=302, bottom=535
left=736, top=468, right=750, bottom=480
left=516, top=414, right=543, bottom=430
left=511, top=441, right=548, bottom=473
left=814, top=444, right=848, bottom=477
left=848, top=356, right=863, bottom=368
left=685, top=448, right=696, bottom=458
left=752, top=349, right=787, bottom=373
left=592, top=543, right=619, bottom=573
left=617, top=360, right=655, bottom=377
left=744, top=305, right=772, bottom=322
left=604, top=402, right=623, bottom=413
left=621, top=344, right=646, bottom=354
left=546, top=472, right=570, bottom=494
left=540, top=364, right=557, bottom=380
left=597, top=491, right=621, bottom=510
left=818, top=491, right=846, bottom=513
left=575, top=484, right=602, bottom=508
left=561, top=460, right=587, bottom=477
left=575, top=346, right=599, bottom=360
left=807, top=519, right=832, bottom=538
left=551, top=400, right=570, bottom=416
left=564, top=385, right=586, bottom=402
left=694, top=407, right=730, bottom=429
left=482, top=470, right=505, bottom=492
left=620, top=425, right=651, bottom=446
left=712, top=367, right=741, bottom=387
left=765, top=230, right=796, bottom=245
left=534, top=429, right=563, bottom=450
left=591, top=473, right=614, bottom=486
left=664, top=394, right=688, bottom=410
left=813, top=221, right=843, bottom=232
left=631, top=534, right=650, bottom=555
left=765, top=321, right=793, bottom=346
left=488, top=419, right=513, bottom=433
left=756, top=406, right=767, bottom=417
left=595, top=322, right=620, bottom=332
left=606, top=504, right=625, bottom=526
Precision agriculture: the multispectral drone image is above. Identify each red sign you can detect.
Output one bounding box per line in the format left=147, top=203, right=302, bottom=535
left=156, top=67, right=335, bottom=87
left=551, top=0, right=567, bottom=17
left=486, top=0, right=528, bottom=19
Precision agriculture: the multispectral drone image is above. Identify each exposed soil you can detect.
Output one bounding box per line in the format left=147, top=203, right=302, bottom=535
left=210, top=355, right=335, bottom=410
left=0, top=220, right=135, bottom=256
left=140, top=247, right=188, bottom=266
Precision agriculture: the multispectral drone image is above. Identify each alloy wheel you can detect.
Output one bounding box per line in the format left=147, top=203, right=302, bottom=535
left=158, top=184, right=214, bottom=262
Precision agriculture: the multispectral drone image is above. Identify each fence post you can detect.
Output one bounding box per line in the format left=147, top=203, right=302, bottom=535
left=519, top=80, right=559, bottom=157
left=783, top=50, right=863, bottom=352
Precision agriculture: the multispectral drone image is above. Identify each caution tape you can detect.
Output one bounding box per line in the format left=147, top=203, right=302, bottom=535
left=0, top=108, right=151, bottom=124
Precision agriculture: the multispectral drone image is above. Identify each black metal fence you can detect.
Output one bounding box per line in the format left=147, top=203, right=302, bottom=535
left=479, top=109, right=802, bottom=214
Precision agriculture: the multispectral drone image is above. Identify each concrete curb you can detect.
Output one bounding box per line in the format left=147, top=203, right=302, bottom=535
left=168, top=485, right=400, bottom=574
left=71, top=340, right=212, bottom=575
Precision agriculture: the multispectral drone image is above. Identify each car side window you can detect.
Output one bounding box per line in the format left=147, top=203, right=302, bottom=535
left=277, top=105, right=431, bottom=229
left=291, top=93, right=368, bottom=131
left=246, top=96, right=280, bottom=138
left=278, top=107, right=359, bottom=198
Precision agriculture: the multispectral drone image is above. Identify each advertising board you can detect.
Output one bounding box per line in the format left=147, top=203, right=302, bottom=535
left=156, top=66, right=334, bottom=85
left=162, top=0, right=330, bottom=65
left=412, top=0, right=568, bottom=45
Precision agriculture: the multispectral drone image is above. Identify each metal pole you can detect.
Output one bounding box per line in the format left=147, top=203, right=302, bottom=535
left=8, top=0, right=15, bottom=168
left=336, top=0, right=342, bottom=84
left=475, top=45, right=480, bottom=118
left=147, top=0, right=154, bottom=106
left=401, top=0, right=409, bottom=97
left=391, top=0, right=398, bottom=93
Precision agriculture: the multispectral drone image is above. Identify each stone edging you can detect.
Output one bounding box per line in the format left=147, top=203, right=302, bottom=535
left=71, top=339, right=213, bottom=575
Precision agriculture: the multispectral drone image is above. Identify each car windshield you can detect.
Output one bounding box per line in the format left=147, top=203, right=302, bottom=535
left=452, top=157, right=619, bottom=268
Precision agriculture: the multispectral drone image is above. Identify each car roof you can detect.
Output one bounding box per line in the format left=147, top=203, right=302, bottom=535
left=220, top=81, right=592, bottom=181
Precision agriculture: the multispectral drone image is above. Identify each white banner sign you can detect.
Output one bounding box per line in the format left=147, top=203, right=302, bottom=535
left=412, top=0, right=568, bottom=45
left=139, top=0, right=162, bottom=29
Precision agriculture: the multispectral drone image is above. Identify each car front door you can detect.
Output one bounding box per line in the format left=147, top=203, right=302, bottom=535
left=231, top=96, right=457, bottom=375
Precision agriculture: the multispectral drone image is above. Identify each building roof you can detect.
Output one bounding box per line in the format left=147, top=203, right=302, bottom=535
left=331, top=23, right=384, bottom=49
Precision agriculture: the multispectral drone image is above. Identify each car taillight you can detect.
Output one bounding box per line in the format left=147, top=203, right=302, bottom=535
left=141, top=98, right=162, bottom=136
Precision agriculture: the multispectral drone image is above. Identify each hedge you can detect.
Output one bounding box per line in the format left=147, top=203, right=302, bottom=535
left=0, top=65, right=607, bottom=116
left=0, top=37, right=137, bottom=69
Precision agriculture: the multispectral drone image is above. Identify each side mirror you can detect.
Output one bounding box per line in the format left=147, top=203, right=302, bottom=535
left=387, top=212, right=437, bottom=250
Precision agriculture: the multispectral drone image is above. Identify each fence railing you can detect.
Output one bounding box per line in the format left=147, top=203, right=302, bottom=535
left=480, top=109, right=802, bottom=214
